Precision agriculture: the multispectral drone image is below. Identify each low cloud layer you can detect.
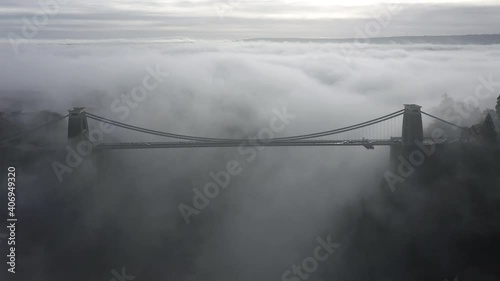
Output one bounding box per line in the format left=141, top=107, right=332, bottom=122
left=1, top=41, right=499, bottom=122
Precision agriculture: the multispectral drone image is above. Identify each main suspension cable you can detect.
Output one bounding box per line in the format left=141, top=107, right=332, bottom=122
left=85, top=110, right=404, bottom=142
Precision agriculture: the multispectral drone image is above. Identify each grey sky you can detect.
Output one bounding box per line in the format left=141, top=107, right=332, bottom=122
left=0, top=0, right=500, bottom=41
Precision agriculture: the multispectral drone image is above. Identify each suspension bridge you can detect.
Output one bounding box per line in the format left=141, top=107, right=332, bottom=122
left=0, top=104, right=466, bottom=151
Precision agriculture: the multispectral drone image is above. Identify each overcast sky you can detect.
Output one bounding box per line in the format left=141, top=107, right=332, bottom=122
left=1, top=0, right=500, bottom=42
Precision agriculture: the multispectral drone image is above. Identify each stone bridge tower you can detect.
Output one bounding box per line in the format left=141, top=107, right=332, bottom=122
left=67, top=107, right=88, bottom=142
left=402, top=104, right=423, bottom=146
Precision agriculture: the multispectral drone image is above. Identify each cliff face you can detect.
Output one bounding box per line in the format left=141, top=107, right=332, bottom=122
left=327, top=144, right=500, bottom=281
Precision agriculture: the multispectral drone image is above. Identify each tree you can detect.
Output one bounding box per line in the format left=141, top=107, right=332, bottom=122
left=496, top=94, right=500, bottom=122
left=482, top=113, right=497, bottom=144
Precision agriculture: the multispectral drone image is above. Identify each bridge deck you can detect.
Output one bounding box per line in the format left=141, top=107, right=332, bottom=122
left=2, top=139, right=405, bottom=151
left=95, top=139, right=401, bottom=150
left=3, top=138, right=452, bottom=151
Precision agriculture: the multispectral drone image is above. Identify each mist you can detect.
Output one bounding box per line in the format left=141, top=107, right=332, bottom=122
left=1, top=41, right=500, bottom=281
